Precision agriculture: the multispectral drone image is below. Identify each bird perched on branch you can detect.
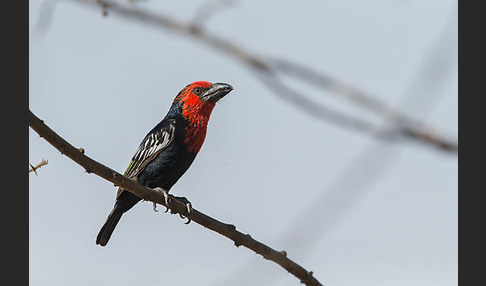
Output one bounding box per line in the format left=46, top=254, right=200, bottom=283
left=96, top=81, right=233, bottom=246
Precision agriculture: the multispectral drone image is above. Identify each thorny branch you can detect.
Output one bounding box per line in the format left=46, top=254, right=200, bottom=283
left=29, top=159, right=49, bottom=176
left=28, top=109, right=323, bottom=286
left=66, top=0, right=457, bottom=153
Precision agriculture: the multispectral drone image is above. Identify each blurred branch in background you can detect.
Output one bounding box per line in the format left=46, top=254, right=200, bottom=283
left=277, top=0, right=458, bottom=269
left=29, top=109, right=324, bottom=286
left=216, top=3, right=457, bottom=285
left=31, top=0, right=60, bottom=37
left=266, top=59, right=457, bottom=152
left=34, top=0, right=457, bottom=153
left=190, top=0, right=236, bottom=29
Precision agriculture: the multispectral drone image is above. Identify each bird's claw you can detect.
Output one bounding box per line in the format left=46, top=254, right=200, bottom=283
left=153, top=187, right=171, bottom=213
left=181, top=202, right=193, bottom=224
left=174, top=196, right=193, bottom=224
left=152, top=189, right=192, bottom=224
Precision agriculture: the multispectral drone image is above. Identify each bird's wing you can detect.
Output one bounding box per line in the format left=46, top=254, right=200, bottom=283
left=116, top=119, right=176, bottom=199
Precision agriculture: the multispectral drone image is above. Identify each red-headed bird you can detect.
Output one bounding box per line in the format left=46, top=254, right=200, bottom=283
left=96, top=81, right=233, bottom=246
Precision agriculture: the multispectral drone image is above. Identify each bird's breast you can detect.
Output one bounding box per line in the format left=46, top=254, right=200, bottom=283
left=183, top=123, right=208, bottom=154
left=180, top=102, right=214, bottom=154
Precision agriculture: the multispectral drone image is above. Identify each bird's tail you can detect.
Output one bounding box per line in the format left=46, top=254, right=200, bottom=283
left=96, top=206, right=124, bottom=247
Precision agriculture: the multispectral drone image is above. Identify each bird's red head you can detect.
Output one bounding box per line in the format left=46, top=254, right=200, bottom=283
left=173, top=81, right=233, bottom=153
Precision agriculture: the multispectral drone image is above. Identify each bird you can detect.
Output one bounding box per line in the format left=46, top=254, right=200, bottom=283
left=96, top=81, right=233, bottom=246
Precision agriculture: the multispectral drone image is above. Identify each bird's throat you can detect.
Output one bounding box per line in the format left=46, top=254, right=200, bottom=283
left=182, top=101, right=215, bottom=153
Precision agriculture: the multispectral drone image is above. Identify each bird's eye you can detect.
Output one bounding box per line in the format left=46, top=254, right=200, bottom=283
left=193, top=87, right=202, bottom=94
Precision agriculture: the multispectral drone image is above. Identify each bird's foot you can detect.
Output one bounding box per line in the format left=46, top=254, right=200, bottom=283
left=153, top=187, right=172, bottom=213
left=174, top=196, right=193, bottom=224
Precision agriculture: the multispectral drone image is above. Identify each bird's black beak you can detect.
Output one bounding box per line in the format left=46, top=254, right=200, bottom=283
left=202, top=83, right=233, bottom=102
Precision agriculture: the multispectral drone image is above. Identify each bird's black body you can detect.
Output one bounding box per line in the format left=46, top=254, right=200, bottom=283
left=96, top=116, right=195, bottom=246
left=96, top=81, right=233, bottom=246
left=137, top=118, right=196, bottom=190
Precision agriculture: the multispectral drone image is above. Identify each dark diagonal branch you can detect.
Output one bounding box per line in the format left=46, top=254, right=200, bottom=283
left=28, top=109, right=323, bottom=286
left=67, top=0, right=456, bottom=153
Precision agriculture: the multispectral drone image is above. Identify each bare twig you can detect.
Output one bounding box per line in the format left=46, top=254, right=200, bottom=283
left=29, top=159, right=49, bottom=176
left=28, top=109, right=323, bottom=286
left=67, top=0, right=456, bottom=153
